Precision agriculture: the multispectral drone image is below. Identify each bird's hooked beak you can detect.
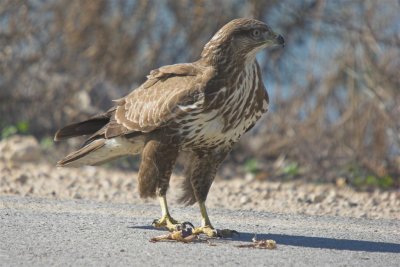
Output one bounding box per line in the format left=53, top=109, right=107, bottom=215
left=261, top=30, right=285, bottom=48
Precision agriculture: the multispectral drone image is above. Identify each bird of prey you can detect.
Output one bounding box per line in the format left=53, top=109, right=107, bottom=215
left=55, top=18, right=284, bottom=237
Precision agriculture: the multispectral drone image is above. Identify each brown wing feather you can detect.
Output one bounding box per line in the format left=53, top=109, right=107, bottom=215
left=59, top=62, right=214, bottom=145
left=113, top=62, right=213, bottom=133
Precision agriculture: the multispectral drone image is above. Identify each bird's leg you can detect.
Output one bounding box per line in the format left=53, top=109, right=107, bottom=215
left=192, top=201, right=216, bottom=236
left=152, top=195, right=178, bottom=230
left=192, top=202, right=239, bottom=238
left=152, top=195, right=193, bottom=232
left=186, top=150, right=237, bottom=238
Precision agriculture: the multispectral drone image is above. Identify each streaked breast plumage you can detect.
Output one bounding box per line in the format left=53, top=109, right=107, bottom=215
left=177, top=61, right=267, bottom=149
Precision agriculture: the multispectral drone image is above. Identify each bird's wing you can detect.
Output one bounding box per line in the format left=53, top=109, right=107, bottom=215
left=110, top=63, right=213, bottom=136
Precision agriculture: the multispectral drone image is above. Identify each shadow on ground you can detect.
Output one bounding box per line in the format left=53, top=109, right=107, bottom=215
left=234, top=232, right=400, bottom=253
left=129, top=224, right=400, bottom=253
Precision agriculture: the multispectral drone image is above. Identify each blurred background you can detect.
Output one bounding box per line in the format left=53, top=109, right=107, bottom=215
left=1, top=0, right=399, bottom=190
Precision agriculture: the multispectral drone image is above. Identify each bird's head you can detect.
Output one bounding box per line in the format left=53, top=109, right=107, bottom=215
left=201, top=18, right=284, bottom=65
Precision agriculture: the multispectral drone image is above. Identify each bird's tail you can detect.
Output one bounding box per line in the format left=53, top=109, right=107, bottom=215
left=54, top=107, right=144, bottom=167
left=56, top=136, right=143, bottom=167
left=56, top=139, right=107, bottom=167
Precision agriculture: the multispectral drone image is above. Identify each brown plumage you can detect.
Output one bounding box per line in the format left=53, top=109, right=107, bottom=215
left=55, top=18, right=284, bottom=236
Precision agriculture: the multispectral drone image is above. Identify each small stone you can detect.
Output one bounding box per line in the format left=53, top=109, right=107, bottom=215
left=240, top=196, right=250, bottom=204
left=313, top=194, right=325, bottom=203
left=245, top=173, right=255, bottom=182
left=15, top=174, right=28, bottom=184
left=348, top=202, right=358, bottom=207
left=335, top=177, right=347, bottom=187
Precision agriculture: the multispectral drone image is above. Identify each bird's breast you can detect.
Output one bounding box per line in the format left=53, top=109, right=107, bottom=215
left=178, top=61, right=267, bottom=150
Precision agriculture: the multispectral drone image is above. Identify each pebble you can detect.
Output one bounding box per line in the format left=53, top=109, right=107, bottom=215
left=240, top=196, right=250, bottom=204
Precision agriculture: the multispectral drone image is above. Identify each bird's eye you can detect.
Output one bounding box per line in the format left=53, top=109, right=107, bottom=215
left=252, top=29, right=261, bottom=38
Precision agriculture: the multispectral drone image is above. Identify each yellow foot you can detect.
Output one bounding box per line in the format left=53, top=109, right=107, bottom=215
left=193, top=225, right=239, bottom=238
left=152, top=215, right=193, bottom=232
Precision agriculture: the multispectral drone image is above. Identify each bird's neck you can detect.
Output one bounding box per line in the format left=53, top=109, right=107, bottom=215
left=201, top=49, right=250, bottom=77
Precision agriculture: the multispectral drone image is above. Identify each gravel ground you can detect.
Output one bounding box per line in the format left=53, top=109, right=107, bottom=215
left=1, top=160, right=399, bottom=220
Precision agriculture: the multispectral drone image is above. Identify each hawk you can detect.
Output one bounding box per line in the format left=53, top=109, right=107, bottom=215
left=55, top=18, right=284, bottom=237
